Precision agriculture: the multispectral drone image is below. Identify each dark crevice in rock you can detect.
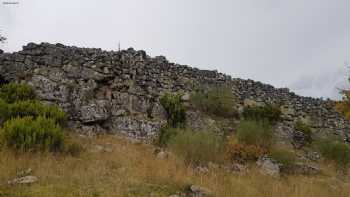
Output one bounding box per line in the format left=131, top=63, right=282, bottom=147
left=0, top=75, right=9, bottom=86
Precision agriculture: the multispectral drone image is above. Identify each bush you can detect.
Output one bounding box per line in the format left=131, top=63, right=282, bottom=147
left=0, top=116, right=64, bottom=152
left=269, top=148, right=297, bottom=170
left=160, top=93, right=186, bottom=128
left=236, top=120, right=275, bottom=148
left=156, top=126, right=180, bottom=147
left=0, top=100, right=67, bottom=126
left=294, top=120, right=312, bottom=143
left=242, top=104, right=281, bottom=124
left=226, top=136, right=267, bottom=162
left=314, top=139, right=350, bottom=172
left=191, top=86, right=237, bottom=118
left=169, top=129, right=224, bottom=166
left=0, top=83, right=36, bottom=103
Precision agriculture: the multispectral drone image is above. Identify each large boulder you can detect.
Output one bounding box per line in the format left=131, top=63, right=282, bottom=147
left=257, top=156, right=280, bottom=177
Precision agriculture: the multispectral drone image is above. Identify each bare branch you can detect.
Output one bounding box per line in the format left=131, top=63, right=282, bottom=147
left=0, top=35, right=6, bottom=43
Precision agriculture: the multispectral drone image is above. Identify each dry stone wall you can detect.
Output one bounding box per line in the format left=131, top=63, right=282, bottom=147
left=0, top=42, right=349, bottom=142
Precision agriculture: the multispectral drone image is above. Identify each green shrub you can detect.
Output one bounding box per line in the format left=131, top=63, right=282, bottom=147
left=294, top=120, right=312, bottom=143
left=0, top=100, right=67, bottom=126
left=169, top=129, right=224, bottom=166
left=269, top=148, right=297, bottom=170
left=191, top=86, right=237, bottom=118
left=236, top=120, right=275, bottom=148
left=160, top=93, right=186, bottom=128
left=156, top=126, right=180, bottom=147
left=0, top=116, right=64, bottom=152
left=314, top=139, right=350, bottom=172
left=242, top=104, right=281, bottom=124
left=0, top=83, right=36, bottom=103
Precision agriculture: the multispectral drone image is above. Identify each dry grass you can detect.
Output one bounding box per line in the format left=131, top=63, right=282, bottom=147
left=0, top=134, right=349, bottom=197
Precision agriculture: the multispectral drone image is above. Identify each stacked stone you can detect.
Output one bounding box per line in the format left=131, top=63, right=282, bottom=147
left=0, top=42, right=349, bottom=141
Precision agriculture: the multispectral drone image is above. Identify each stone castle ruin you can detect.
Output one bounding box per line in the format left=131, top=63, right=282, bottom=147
left=0, top=43, right=349, bottom=143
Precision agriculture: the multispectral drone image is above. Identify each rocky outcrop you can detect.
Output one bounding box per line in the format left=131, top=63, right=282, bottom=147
left=0, top=42, right=349, bottom=142
left=0, top=43, right=229, bottom=140
left=257, top=156, right=281, bottom=177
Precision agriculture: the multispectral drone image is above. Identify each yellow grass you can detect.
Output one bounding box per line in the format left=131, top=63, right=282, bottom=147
left=0, top=134, right=349, bottom=197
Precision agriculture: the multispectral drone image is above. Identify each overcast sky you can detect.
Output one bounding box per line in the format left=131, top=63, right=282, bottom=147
left=1, top=0, right=350, bottom=99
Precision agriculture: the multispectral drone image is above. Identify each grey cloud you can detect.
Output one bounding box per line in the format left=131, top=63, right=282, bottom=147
left=290, top=66, right=349, bottom=100
left=1, top=0, right=350, bottom=99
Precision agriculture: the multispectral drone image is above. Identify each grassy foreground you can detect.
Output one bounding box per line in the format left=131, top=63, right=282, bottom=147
left=0, top=134, right=349, bottom=197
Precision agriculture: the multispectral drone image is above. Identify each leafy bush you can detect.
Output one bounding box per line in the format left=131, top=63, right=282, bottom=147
left=269, top=148, right=297, bottom=170
left=191, top=86, right=237, bottom=118
left=0, top=100, right=67, bottom=126
left=236, top=120, right=275, bottom=148
left=169, top=129, right=224, bottom=166
left=0, top=83, right=36, bottom=103
left=294, top=120, right=312, bottom=143
left=156, top=126, right=180, bottom=147
left=314, top=139, right=350, bottom=172
left=242, top=104, right=281, bottom=124
left=0, top=83, right=69, bottom=153
left=226, top=136, right=267, bottom=162
left=160, top=93, right=186, bottom=128
left=0, top=116, right=64, bottom=152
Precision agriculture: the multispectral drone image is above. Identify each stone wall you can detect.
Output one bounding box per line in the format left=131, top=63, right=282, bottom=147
left=0, top=42, right=349, bottom=142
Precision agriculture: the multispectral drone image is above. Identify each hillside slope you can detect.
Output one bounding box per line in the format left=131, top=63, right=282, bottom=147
left=1, top=134, right=350, bottom=197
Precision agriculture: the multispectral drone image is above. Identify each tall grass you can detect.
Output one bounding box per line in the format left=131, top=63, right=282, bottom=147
left=0, top=134, right=349, bottom=197
left=168, top=129, right=225, bottom=166
left=236, top=120, right=275, bottom=148
left=191, top=86, right=237, bottom=118
left=269, top=148, right=297, bottom=172
left=294, top=120, right=312, bottom=143
left=314, top=138, right=350, bottom=172
left=156, top=126, right=180, bottom=147
left=242, top=104, right=281, bottom=124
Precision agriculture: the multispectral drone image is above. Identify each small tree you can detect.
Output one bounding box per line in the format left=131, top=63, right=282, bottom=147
left=335, top=87, right=350, bottom=119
